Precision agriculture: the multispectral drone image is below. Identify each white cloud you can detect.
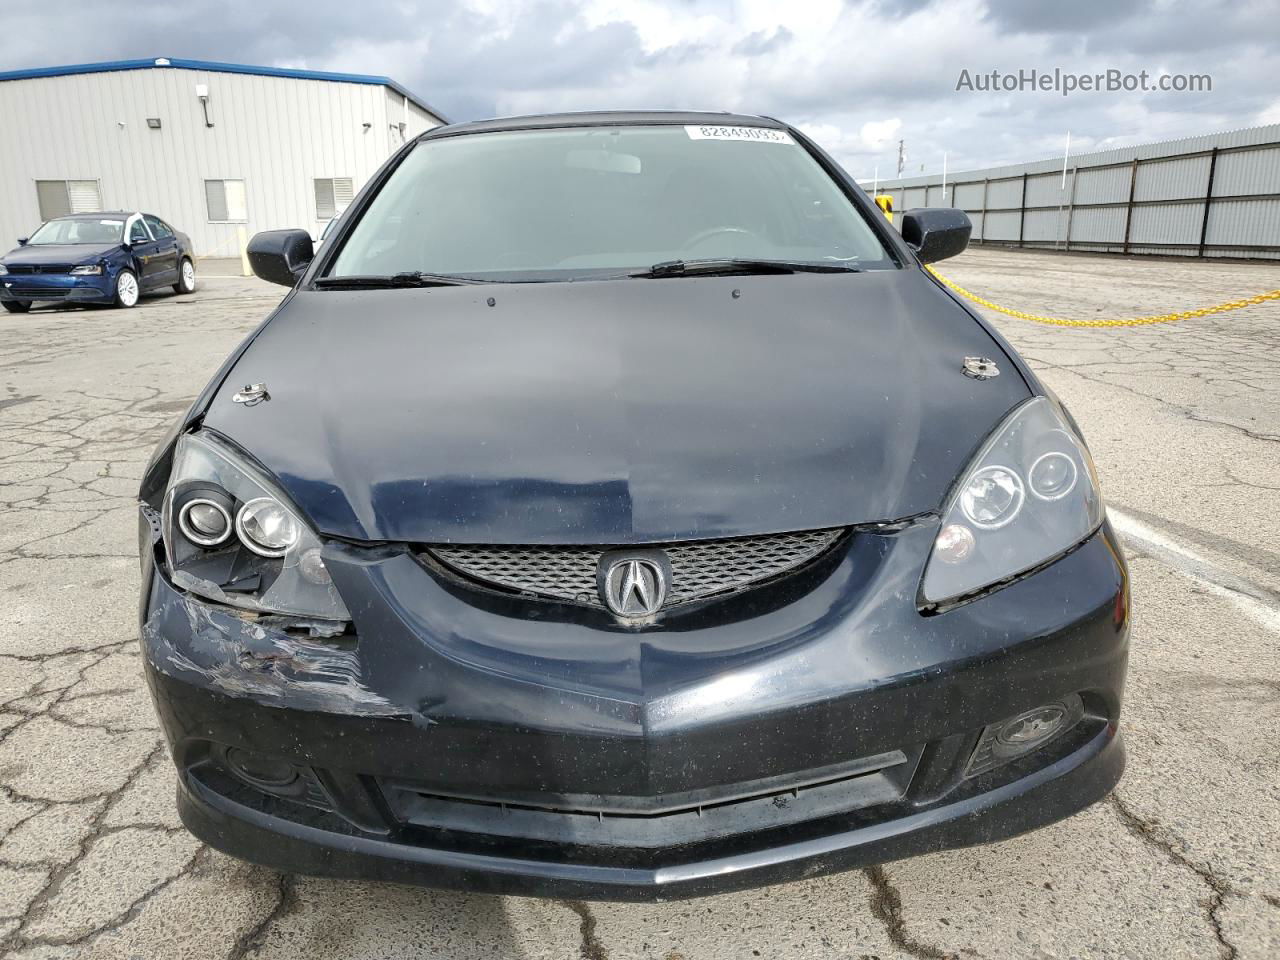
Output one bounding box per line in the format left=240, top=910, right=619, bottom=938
left=1257, top=101, right=1280, bottom=126
left=1, top=0, right=1273, bottom=182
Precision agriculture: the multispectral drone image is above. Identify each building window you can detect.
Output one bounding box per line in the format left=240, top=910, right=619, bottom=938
left=314, top=178, right=354, bottom=220
left=35, top=180, right=102, bottom=220
left=205, top=179, right=248, bottom=222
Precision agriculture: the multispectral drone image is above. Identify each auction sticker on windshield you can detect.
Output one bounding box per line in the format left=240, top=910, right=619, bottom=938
left=685, top=125, right=796, bottom=144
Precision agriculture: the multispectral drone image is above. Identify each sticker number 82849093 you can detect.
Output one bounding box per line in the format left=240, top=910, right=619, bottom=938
left=684, top=125, right=796, bottom=144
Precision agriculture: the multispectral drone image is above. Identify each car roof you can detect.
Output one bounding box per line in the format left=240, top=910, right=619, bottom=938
left=58, top=211, right=136, bottom=219
left=420, top=110, right=787, bottom=140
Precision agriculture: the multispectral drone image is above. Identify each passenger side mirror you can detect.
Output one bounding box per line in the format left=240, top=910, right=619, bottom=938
left=247, top=229, right=314, bottom=287
left=17, top=237, right=28, bottom=246
left=900, top=208, right=971, bottom=265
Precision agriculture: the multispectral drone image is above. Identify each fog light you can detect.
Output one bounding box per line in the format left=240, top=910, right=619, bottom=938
left=997, top=704, right=1067, bottom=746
left=224, top=746, right=299, bottom=789
left=964, top=694, right=1084, bottom=778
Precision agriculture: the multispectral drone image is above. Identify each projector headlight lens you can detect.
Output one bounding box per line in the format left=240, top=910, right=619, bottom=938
left=236, top=498, right=301, bottom=557
left=959, top=465, right=1024, bottom=529
left=1029, top=451, right=1078, bottom=501
left=177, top=498, right=232, bottom=546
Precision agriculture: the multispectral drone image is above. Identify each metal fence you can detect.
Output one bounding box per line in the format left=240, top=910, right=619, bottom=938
left=864, top=124, right=1280, bottom=259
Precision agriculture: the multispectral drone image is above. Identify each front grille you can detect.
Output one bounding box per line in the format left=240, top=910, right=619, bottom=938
left=427, top=527, right=846, bottom=611
left=6, top=264, right=72, bottom=275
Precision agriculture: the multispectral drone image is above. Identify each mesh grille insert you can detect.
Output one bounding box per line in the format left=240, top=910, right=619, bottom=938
left=427, top=528, right=845, bottom=611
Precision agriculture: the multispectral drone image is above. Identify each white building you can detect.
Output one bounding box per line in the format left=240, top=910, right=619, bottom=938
left=0, top=57, right=447, bottom=256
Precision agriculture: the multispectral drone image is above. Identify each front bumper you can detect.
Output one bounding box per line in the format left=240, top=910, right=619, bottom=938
left=1, top=273, right=113, bottom=303
left=141, top=520, right=1130, bottom=901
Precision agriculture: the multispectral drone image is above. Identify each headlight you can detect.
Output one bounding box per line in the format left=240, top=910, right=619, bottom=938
left=70, top=264, right=103, bottom=275
left=922, top=397, right=1104, bottom=605
left=0, top=263, right=8, bottom=275
left=161, top=432, right=349, bottom=620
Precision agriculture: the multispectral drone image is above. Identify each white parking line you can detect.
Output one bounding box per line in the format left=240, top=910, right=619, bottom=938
left=1108, top=507, right=1280, bottom=634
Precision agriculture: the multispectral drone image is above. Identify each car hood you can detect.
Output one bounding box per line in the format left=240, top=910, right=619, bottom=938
left=202, top=269, right=1031, bottom=544
left=3, top=243, right=120, bottom=264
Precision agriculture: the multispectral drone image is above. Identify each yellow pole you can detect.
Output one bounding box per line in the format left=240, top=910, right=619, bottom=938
left=237, top=226, right=251, bottom=277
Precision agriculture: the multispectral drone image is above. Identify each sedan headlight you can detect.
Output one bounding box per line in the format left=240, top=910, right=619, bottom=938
left=162, top=431, right=349, bottom=620
left=0, top=263, right=8, bottom=276
left=922, top=397, right=1104, bottom=605
left=70, top=264, right=103, bottom=275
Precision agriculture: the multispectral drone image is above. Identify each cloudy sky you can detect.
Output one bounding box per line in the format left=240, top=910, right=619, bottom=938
left=4, top=0, right=1278, bottom=180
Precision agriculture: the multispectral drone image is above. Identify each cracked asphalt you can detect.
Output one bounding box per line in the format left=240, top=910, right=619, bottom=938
left=1, top=248, right=1277, bottom=959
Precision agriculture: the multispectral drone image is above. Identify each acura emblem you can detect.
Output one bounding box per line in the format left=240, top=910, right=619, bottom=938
left=599, top=551, right=669, bottom=619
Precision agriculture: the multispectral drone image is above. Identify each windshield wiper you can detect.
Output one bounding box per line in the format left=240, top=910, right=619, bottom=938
left=634, top=258, right=862, bottom=278
left=314, top=271, right=481, bottom=289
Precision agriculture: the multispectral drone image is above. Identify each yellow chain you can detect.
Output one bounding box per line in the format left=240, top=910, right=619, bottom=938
left=926, top=266, right=1280, bottom=328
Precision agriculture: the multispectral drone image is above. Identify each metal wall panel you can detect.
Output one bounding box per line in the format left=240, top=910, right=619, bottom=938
left=1129, top=202, right=1203, bottom=244
left=1022, top=208, right=1066, bottom=243
left=1072, top=165, right=1133, bottom=205
left=1205, top=198, right=1280, bottom=245
left=1134, top=154, right=1211, bottom=201
left=0, top=65, right=442, bottom=256
left=1069, top=206, right=1127, bottom=244
left=862, top=123, right=1279, bottom=258
left=985, top=178, right=1023, bottom=209
left=1024, top=172, right=1070, bottom=208
left=1212, top=147, right=1280, bottom=196
left=982, top=210, right=1020, bottom=241
left=952, top=181, right=985, bottom=209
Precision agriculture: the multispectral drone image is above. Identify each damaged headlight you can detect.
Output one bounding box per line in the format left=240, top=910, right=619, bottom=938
left=922, top=397, right=1104, bottom=606
left=161, top=431, right=349, bottom=620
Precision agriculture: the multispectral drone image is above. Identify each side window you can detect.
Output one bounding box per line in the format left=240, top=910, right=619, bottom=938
left=205, top=180, right=248, bottom=222
left=145, top=215, right=173, bottom=238
left=129, top=219, right=151, bottom=244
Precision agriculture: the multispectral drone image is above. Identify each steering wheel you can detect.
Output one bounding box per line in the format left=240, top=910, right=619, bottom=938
left=681, top=226, right=763, bottom=253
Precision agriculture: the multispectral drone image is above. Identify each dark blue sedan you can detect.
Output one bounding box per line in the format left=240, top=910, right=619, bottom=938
left=0, top=211, right=196, bottom=313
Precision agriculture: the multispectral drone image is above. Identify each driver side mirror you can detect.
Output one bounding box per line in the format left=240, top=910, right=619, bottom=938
left=900, top=208, right=971, bottom=265
left=17, top=237, right=28, bottom=246
left=247, top=229, right=314, bottom=287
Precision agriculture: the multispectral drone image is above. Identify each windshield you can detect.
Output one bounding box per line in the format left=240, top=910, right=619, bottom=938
left=329, top=125, right=895, bottom=280
left=28, top=218, right=124, bottom=245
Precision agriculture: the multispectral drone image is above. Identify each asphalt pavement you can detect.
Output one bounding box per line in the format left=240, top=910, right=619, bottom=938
left=0, top=248, right=1277, bottom=959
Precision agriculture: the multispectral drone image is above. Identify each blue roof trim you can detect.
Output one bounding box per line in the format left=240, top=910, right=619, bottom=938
left=0, top=57, right=448, bottom=123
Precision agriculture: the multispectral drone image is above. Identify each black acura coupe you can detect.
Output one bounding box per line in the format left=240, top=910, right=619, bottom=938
left=138, top=112, right=1129, bottom=901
